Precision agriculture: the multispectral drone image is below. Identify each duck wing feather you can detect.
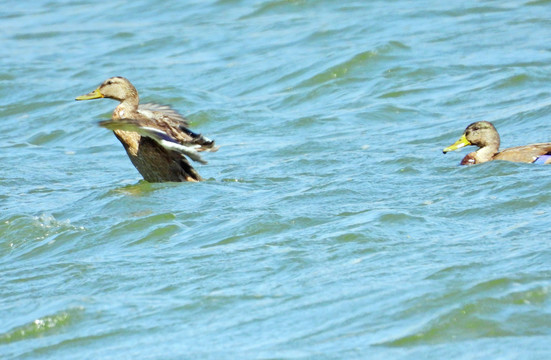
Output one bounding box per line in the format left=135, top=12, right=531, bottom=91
left=137, top=103, right=218, bottom=152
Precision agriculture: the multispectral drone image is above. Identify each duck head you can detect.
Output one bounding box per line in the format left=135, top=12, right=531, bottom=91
left=443, top=121, right=500, bottom=153
left=76, top=76, right=139, bottom=105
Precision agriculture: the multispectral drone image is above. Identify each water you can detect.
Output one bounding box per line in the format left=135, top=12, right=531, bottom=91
left=2, top=0, right=551, bottom=358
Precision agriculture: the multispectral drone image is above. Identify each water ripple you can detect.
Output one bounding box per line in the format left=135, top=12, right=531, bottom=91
left=1, top=307, right=83, bottom=344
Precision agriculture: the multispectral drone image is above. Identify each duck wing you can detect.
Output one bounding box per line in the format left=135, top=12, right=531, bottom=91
left=495, top=143, right=551, bottom=163
left=176, top=124, right=219, bottom=152
left=99, top=118, right=207, bottom=164
left=137, top=103, right=218, bottom=153
left=138, top=103, right=189, bottom=126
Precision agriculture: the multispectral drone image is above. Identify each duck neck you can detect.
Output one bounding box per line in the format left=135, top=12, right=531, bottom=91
left=474, top=144, right=499, bottom=163
left=114, top=96, right=139, bottom=119
left=121, top=94, right=139, bottom=110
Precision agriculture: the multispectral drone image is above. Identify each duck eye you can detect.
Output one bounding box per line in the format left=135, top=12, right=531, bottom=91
left=106, top=80, right=113, bottom=85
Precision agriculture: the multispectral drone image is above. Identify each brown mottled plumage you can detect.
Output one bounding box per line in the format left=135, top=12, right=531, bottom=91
left=76, top=77, right=218, bottom=182
left=443, top=121, right=551, bottom=165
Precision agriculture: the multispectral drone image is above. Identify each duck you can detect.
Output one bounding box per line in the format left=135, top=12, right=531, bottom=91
left=443, top=121, right=551, bottom=165
left=76, top=76, right=218, bottom=182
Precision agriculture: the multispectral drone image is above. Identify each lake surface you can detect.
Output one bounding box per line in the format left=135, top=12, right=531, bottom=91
left=2, top=0, right=551, bottom=359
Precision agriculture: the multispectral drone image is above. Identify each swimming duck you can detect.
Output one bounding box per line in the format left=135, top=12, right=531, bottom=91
left=443, top=121, right=551, bottom=165
left=76, top=77, right=218, bottom=182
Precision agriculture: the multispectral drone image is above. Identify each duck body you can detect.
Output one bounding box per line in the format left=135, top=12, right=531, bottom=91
left=443, top=121, right=551, bottom=165
left=76, top=77, right=217, bottom=182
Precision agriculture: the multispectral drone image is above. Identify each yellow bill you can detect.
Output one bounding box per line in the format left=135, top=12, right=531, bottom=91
left=443, top=134, right=471, bottom=153
left=75, top=88, right=104, bottom=101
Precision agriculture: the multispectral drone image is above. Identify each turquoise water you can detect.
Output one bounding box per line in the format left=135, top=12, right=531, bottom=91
left=2, top=0, right=551, bottom=358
